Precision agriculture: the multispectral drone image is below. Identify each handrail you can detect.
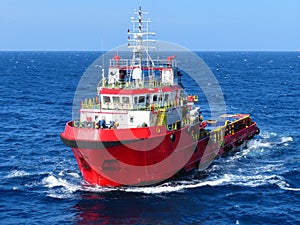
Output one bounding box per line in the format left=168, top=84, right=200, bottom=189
left=81, top=96, right=186, bottom=111
left=208, top=115, right=252, bottom=144
left=109, top=58, right=177, bottom=68
left=97, top=78, right=175, bottom=89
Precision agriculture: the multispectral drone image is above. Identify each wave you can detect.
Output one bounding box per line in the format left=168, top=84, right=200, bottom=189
left=281, top=136, right=293, bottom=144
left=123, top=177, right=231, bottom=194
left=261, top=131, right=277, bottom=139
left=41, top=172, right=82, bottom=199
left=42, top=171, right=299, bottom=196
left=248, top=139, right=272, bottom=149
left=123, top=173, right=300, bottom=194
left=42, top=174, right=79, bottom=192
left=267, top=175, right=300, bottom=192
left=40, top=132, right=297, bottom=197
left=39, top=165, right=300, bottom=198
left=280, top=136, right=293, bottom=147
left=279, top=186, right=300, bottom=191
left=260, top=130, right=293, bottom=144
left=244, top=134, right=294, bottom=154
left=6, top=170, right=30, bottom=178
left=243, top=133, right=292, bottom=152
left=221, top=139, right=273, bottom=162
left=5, top=170, right=51, bottom=180
left=41, top=171, right=232, bottom=196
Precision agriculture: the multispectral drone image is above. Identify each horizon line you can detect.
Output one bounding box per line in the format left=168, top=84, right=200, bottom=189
left=0, top=49, right=299, bottom=52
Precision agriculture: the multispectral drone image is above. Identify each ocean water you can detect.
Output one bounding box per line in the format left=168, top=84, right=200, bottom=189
left=0, top=51, right=299, bottom=224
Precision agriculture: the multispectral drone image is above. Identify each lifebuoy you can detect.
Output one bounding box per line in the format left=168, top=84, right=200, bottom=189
left=156, top=127, right=161, bottom=133
left=255, top=128, right=260, bottom=135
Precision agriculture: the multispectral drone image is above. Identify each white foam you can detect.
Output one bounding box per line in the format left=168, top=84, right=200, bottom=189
left=42, top=175, right=79, bottom=193
left=255, top=164, right=284, bottom=173
left=222, top=174, right=276, bottom=187
left=223, top=140, right=272, bottom=162
left=248, top=140, right=272, bottom=149
left=47, top=193, right=65, bottom=199
left=72, top=175, right=234, bottom=194
left=58, top=171, right=80, bottom=178
left=47, top=192, right=76, bottom=199
left=123, top=176, right=232, bottom=194
left=280, top=187, right=300, bottom=191
left=68, top=172, right=80, bottom=178
left=42, top=171, right=300, bottom=195
left=261, top=132, right=277, bottom=139
left=281, top=136, right=293, bottom=143
left=58, top=171, right=64, bottom=176
left=68, top=176, right=233, bottom=195
left=221, top=173, right=300, bottom=192
left=121, top=173, right=287, bottom=194
left=6, top=170, right=30, bottom=178
left=268, top=176, right=300, bottom=192
left=81, top=185, right=119, bottom=193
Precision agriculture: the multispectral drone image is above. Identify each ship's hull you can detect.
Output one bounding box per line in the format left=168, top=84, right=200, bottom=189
left=61, top=121, right=259, bottom=187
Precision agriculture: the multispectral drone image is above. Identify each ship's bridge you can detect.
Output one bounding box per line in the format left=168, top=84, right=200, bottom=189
left=97, top=85, right=184, bottom=111
left=97, top=57, right=179, bottom=90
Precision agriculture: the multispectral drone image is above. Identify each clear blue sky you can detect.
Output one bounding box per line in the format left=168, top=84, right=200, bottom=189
left=1, top=0, right=299, bottom=51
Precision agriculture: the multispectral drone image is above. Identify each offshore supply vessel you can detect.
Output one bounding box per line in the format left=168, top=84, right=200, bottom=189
left=60, top=7, right=259, bottom=187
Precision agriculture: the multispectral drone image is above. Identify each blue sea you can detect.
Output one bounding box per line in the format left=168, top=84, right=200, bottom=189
left=0, top=51, right=299, bottom=224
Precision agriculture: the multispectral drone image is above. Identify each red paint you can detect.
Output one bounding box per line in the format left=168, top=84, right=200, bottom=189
left=61, top=121, right=259, bottom=186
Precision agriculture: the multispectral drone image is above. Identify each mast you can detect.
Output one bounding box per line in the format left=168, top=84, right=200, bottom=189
left=128, top=6, right=155, bottom=68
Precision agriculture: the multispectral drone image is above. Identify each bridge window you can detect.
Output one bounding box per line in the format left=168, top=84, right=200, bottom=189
left=153, top=95, right=158, bottom=102
left=122, top=96, right=130, bottom=104
left=112, top=96, right=120, bottom=103
left=164, top=94, right=169, bottom=101
left=138, top=96, right=145, bottom=103
left=158, top=95, right=163, bottom=102
left=103, top=96, right=111, bottom=104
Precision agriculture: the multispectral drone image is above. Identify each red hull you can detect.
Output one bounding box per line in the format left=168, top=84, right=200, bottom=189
left=61, top=121, right=259, bottom=187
